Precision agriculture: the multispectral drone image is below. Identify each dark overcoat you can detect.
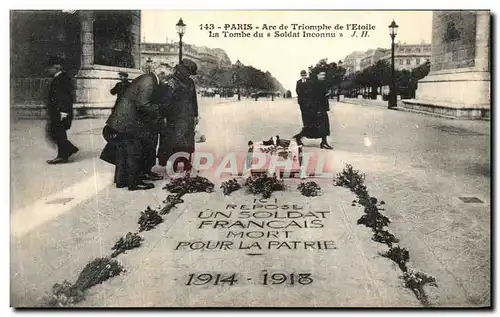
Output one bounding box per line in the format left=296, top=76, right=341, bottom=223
left=301, top=79, right=331, bottom=138
left=156, top=67, right=198, bottom=166
left=99, top=125, right=119, bottom=165
left=110, top=80, right=131, bottom=100
left=46, top=72, right=74, bottom=135
left=106, top=73, right=162, bottom=138
left=101, top=73, right=163, bottom=167
left=295, top=78, right=312, bottom=106
left=296, top=78, right=312, bottom=126
left=110, top=80, right=132, bottom=112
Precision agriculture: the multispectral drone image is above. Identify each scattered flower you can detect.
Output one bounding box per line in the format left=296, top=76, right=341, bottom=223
left=163, top=175, right=215, bottom=194
left=111, top=232, right=144, bottom=258
left=401, top=270, right=438, bottom=306
left=372, top=230, right=399, bottom=247
left=221, top=178, right=242, bottom=196
left=244, top=173, right=285, bottom=198
left=380, top=246, right=410, bottom=272
left=335, top=163, right=437, bottom=306
left=73, top=257, right=124, bottom=291
left=160, top=194, right=185, bottom=215
left=138, top=206, right=163, bottom=232
left=297, top=181, right=322, bottom=197
left=357, top=211, right=391, bottom=231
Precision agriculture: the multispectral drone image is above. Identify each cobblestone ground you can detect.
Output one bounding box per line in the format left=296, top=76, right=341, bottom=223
left=10, top=97, right=490, bottom=307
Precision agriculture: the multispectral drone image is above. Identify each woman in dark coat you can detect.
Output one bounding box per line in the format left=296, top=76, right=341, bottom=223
left=294, top=71, right=334, bottom=149
left=156, top=59, right=199, bottom=172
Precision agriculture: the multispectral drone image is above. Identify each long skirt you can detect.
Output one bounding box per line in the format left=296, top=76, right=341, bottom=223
left=301, top=110, right=330, bottom=139
left=158, top=116, right=196, bottom=166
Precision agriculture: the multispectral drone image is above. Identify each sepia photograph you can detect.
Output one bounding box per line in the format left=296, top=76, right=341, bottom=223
left=8, top=6, right=491, bottom=308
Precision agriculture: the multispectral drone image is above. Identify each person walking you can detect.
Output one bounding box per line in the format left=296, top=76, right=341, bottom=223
left=45, top=56, right=79, bottom=164
left=293, top=70, right=333, bottom=150
left=157, top=59, right=199, bottom=173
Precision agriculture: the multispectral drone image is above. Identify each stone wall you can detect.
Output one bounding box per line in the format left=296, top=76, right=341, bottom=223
left=402, top=11, right=490, bottom=119
left=11, top=10, right=142, bottom=117
left=431, top=11, right=477, bottom=72
left=10, top=11, right=82, bottom=77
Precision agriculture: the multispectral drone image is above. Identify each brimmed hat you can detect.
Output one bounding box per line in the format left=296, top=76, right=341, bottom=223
left=181, top=58, right=198, bottom=75
left=48, top=55, right=63, bottom=66
left=118, top=72, right=129, bottom=77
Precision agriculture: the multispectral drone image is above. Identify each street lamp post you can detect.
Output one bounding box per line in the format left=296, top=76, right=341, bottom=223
left=176, top=18, right=186, bottom=64
left=388, top=19, right=399, bottom=109
left=235, top=59, right=242, bottom=101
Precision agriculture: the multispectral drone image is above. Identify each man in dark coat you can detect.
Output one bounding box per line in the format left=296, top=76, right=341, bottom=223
left=100, top=72, right=131, bottom=166
left=293, top=71, right=333, bottom=150
left=106, top=70, right=162, bottom=182
left=45, top=57, right=79, bottom=164
left=295, top=70, right=311, bottom=126
left=157, top=59, right=199, bottom=173
left=104, top=64, right=170, bottom=190
left=110, top=72, right=131, bottom=106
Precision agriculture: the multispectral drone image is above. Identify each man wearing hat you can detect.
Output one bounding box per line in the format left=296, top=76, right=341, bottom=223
left=157, top=58, right=199, bottom=173
left=104, top=63, right=170, bottom=190
left=45, top=56, right=79, bottom=164
left=295, top=70, right=312, bottom=127
left=110, top=72, right=131, bottom=108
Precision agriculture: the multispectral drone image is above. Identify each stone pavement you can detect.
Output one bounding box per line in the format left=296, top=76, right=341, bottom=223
left=10, top=97, right=490, bottom=307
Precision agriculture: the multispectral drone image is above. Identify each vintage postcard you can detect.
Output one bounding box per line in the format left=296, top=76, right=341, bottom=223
left=10, top=9, right=491, bottom=308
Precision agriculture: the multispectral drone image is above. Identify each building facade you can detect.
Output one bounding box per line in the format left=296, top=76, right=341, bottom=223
left=343, top=43, right=431, bottom=74
left=11, top=10, right=142, bottom=116
left=379, top=43, right=431, bottom=71
left=359, top=48, right=390, bottom=71
left=141, top=41, right=232, bottom=71
left=342, top=51, right=364, bottom=75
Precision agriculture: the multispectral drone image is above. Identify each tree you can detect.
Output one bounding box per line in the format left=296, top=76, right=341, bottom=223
left=394, top=69, right=412, bottom=97
left=309, top=58, right=343, bottom=87
left=361, top=60, right=390, bottom=98
left=354, top=70, right=370, bottom=94
left=411, top=61, right=431, bottom=81
left=408, top=60, right=431, bottom=98
left=335, top=59, right=431, bottom=99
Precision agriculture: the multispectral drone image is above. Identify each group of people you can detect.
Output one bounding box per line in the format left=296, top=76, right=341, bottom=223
left=44, top=56, right=200, bottom=191
left=44, top=57, right=332, bottom=190
left=102, top=59, right=200, bottom=191
left=293, top=69, right=333, bottom=150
